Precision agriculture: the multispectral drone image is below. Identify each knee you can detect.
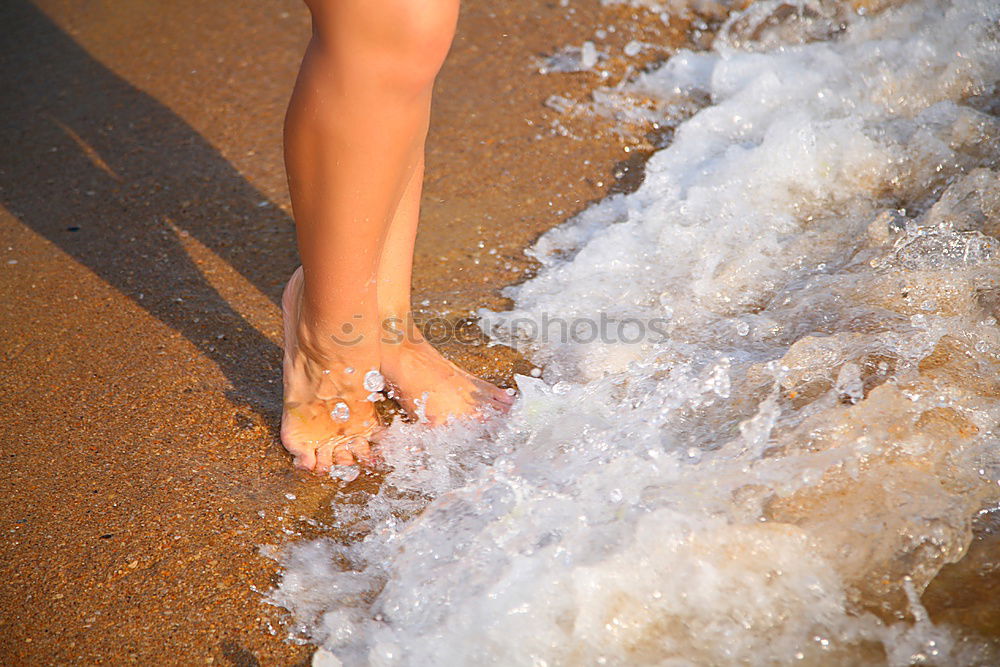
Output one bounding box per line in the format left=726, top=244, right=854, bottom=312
left=392, top=0, right=459, bottom=82
left=307, top=0, right=459, bottom=93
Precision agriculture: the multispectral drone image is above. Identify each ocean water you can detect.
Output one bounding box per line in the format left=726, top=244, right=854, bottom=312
left=269, top=0, right=1000, bottom=664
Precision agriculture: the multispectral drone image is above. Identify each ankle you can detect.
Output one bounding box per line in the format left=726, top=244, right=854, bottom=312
left=381, top=312, right=424, bottom=350
left=297, top=301, right=380, bottom=360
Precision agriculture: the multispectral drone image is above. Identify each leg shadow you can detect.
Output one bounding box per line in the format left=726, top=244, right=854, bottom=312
left=0, top=1, right=301, bottom=417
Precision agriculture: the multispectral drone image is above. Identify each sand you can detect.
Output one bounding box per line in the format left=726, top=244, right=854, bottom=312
left=0, top=0, right=686, bottom=663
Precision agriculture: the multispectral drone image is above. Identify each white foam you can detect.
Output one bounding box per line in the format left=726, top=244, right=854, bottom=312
left=270, top=1, right=1000, bottom=664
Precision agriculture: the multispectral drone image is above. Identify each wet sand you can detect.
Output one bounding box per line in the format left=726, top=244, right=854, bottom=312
left=1, top=0, right=997, bottom=664
left=0, top=0, right=686, bottom=663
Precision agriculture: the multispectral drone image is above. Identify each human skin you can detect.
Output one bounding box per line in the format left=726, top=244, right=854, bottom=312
left=281, top=0, right=514, bottom=472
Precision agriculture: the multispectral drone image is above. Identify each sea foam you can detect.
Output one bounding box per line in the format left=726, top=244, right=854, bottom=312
left=270, top=0, right=1000, bottom=664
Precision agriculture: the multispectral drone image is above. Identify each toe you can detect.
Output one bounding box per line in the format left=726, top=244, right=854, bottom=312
left=493, top=386, right=516, bottom=405
left=472, top=385, right=512, bottom=413
left=473, top=377, right=515, bottom=405
left=347, top=436, right=372, bottom=463
left=315, top=443, right=335, bottom=472
left=490, top=396, right=513, bottom=413
left=289, top=444, right=317, bottom=471
left=333, top=445, right=356, bottom=466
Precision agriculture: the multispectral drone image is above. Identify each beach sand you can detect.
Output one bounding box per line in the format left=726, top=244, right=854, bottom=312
left=2, top=0, right=997, bottom=663
left=0, top=0, right=688, bottom=663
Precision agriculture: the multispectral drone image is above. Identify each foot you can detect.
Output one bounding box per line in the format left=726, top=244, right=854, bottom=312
left=281, top=268, right=383, bottom=472
left=381, top=328, right=514, bottom=425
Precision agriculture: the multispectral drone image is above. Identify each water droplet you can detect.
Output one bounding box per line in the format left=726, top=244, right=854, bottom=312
left=581, top=41, right=598, bottom=69
left=736, top=321, right=750, bottom=336
left=328, top=466, right=360, bottom=483
left=835, top=363, right=863, bottom=404
left=414, top=392, right=430, bottom=424
left=344, top=367, right=355, bottom=374
left=658, top=291, right=673, bottom=309
left=363, top=369, right=385, bottom=392
left=366, top=392, right=381, bottom=402
left=330, top=402, right=350, bottom=421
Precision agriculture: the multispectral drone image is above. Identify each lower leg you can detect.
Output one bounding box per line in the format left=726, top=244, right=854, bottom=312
left=376, top=144, right=514, bottom=423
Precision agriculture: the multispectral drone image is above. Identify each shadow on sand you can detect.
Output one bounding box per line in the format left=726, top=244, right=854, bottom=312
left=0, top=1, right=299, bottom=418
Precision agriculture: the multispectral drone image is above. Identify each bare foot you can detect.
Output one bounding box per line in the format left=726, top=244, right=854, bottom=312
left=381, top=327, right=514, bottom=425
left=281, top=268, right=383, bottom=472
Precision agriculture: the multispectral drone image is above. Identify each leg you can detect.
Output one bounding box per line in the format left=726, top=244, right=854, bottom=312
left=376, top=127, right=515, bottom=424
left=281, top=0, right=460, bottom=470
